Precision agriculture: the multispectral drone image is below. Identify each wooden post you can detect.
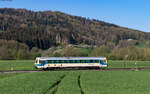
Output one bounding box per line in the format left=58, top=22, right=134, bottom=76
left=135, top=61, right=138, bottom=71
left=124, top=55, right=128, bottom=68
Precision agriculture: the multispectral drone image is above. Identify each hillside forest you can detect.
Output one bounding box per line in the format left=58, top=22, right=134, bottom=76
left=0, top=8, right=150, bottom=60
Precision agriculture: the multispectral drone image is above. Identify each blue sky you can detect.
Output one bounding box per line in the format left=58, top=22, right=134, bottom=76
left=0, top=0, right=150, bottom=32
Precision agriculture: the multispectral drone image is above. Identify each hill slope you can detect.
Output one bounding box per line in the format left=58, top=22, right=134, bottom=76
left=0, top=8, right=149, bottom=49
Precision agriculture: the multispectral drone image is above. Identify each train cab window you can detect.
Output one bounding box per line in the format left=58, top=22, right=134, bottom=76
left=35, top=60, right=38, bottom=64
left=101, top=60, right=107, bottom=64
left=39, top=60, right=45, bottom=64
left=99, top=60, right=102, bottom=63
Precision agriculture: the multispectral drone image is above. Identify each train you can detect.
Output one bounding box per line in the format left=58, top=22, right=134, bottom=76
left=34, top=57, right=108, bottom=70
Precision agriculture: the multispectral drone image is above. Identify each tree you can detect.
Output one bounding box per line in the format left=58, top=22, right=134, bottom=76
left=90, top=46, right=111, bottom=57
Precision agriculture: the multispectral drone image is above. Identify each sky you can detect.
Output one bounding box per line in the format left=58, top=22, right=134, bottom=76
left=0, top=0, right=150, bottom=32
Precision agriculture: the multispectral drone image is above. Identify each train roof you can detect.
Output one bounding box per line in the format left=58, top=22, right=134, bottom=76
left=36, top=57, right=107, bottom=60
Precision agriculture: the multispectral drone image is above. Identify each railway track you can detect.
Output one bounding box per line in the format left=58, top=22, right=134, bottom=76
left=0, top=70, right=43, bottom=74
left=1, top=68, right=150, bottom=74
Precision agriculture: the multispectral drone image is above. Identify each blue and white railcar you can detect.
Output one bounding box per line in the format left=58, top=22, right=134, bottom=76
left=34, top=57, right=107, bottom=69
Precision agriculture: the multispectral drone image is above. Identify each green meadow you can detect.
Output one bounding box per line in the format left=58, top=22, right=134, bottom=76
left=0, top=60, right=150, bottom=71
left=0, top=60, right=34, bottom=71
left=1, top=71, right=150, bottom=94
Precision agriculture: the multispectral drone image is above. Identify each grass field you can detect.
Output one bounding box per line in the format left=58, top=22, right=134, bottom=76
left=0, top=60, right=34, bottom=71
left=0, top=73, right=20, bottom=79
left=108, top=60, right=150, bottom=68
left=0, top=60, right=150, bottom=71
left=1, top=71, right=150, bottom=94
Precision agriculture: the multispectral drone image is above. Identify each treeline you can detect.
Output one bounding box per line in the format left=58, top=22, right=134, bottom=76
left=1, top=40, right=150, bottom=61
left=42, top=45, right=150, bottom=61
left=0, top=40, right=41, bottom=60
left=0, top=8, right=150, bottom=50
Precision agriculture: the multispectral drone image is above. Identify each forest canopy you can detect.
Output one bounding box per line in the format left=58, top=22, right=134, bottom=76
left=0, top=8, right=150, bottom=60
left=0, top=8, right=150, bottom=50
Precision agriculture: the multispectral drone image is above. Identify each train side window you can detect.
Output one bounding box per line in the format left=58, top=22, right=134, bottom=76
left=85, top=60, right=88, bottom=63
left=59, top=60, right=62, bottom=63
left=83, top=60, right=86, bottom=63
left=95, top=60, right=99, bottom=63
left=72, top=60, right=74, bottom=63
left=93, top=60, right=94, bottom=63
left=56, top=60, right=59, bottom=64
left=82, top=60, right=84, bottom=63
left=93, top=60, right=96, bottom=63
left=80, top=60, right=82, bottom=63
left=74, top=60, right=76, bottom=63
left=64, top=60, right=67, bottom=63
left=51, top=60, right=54, bottom=64
left=69, top=60, right=71, bottom=63
left=71, top=60, right=73, bottom=63
left=48, top=60, right=51, bottom=63
left=85, top=60, right=87, bottom=63
left=90, top=60, right=93, bottom=63
left=92, top=60, right=95, bottom=63
left=61, top=60, right=64, bottom=63
left=66, top=60, right=68, bottom=63
left=54, top=60, right=56, bottom=64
